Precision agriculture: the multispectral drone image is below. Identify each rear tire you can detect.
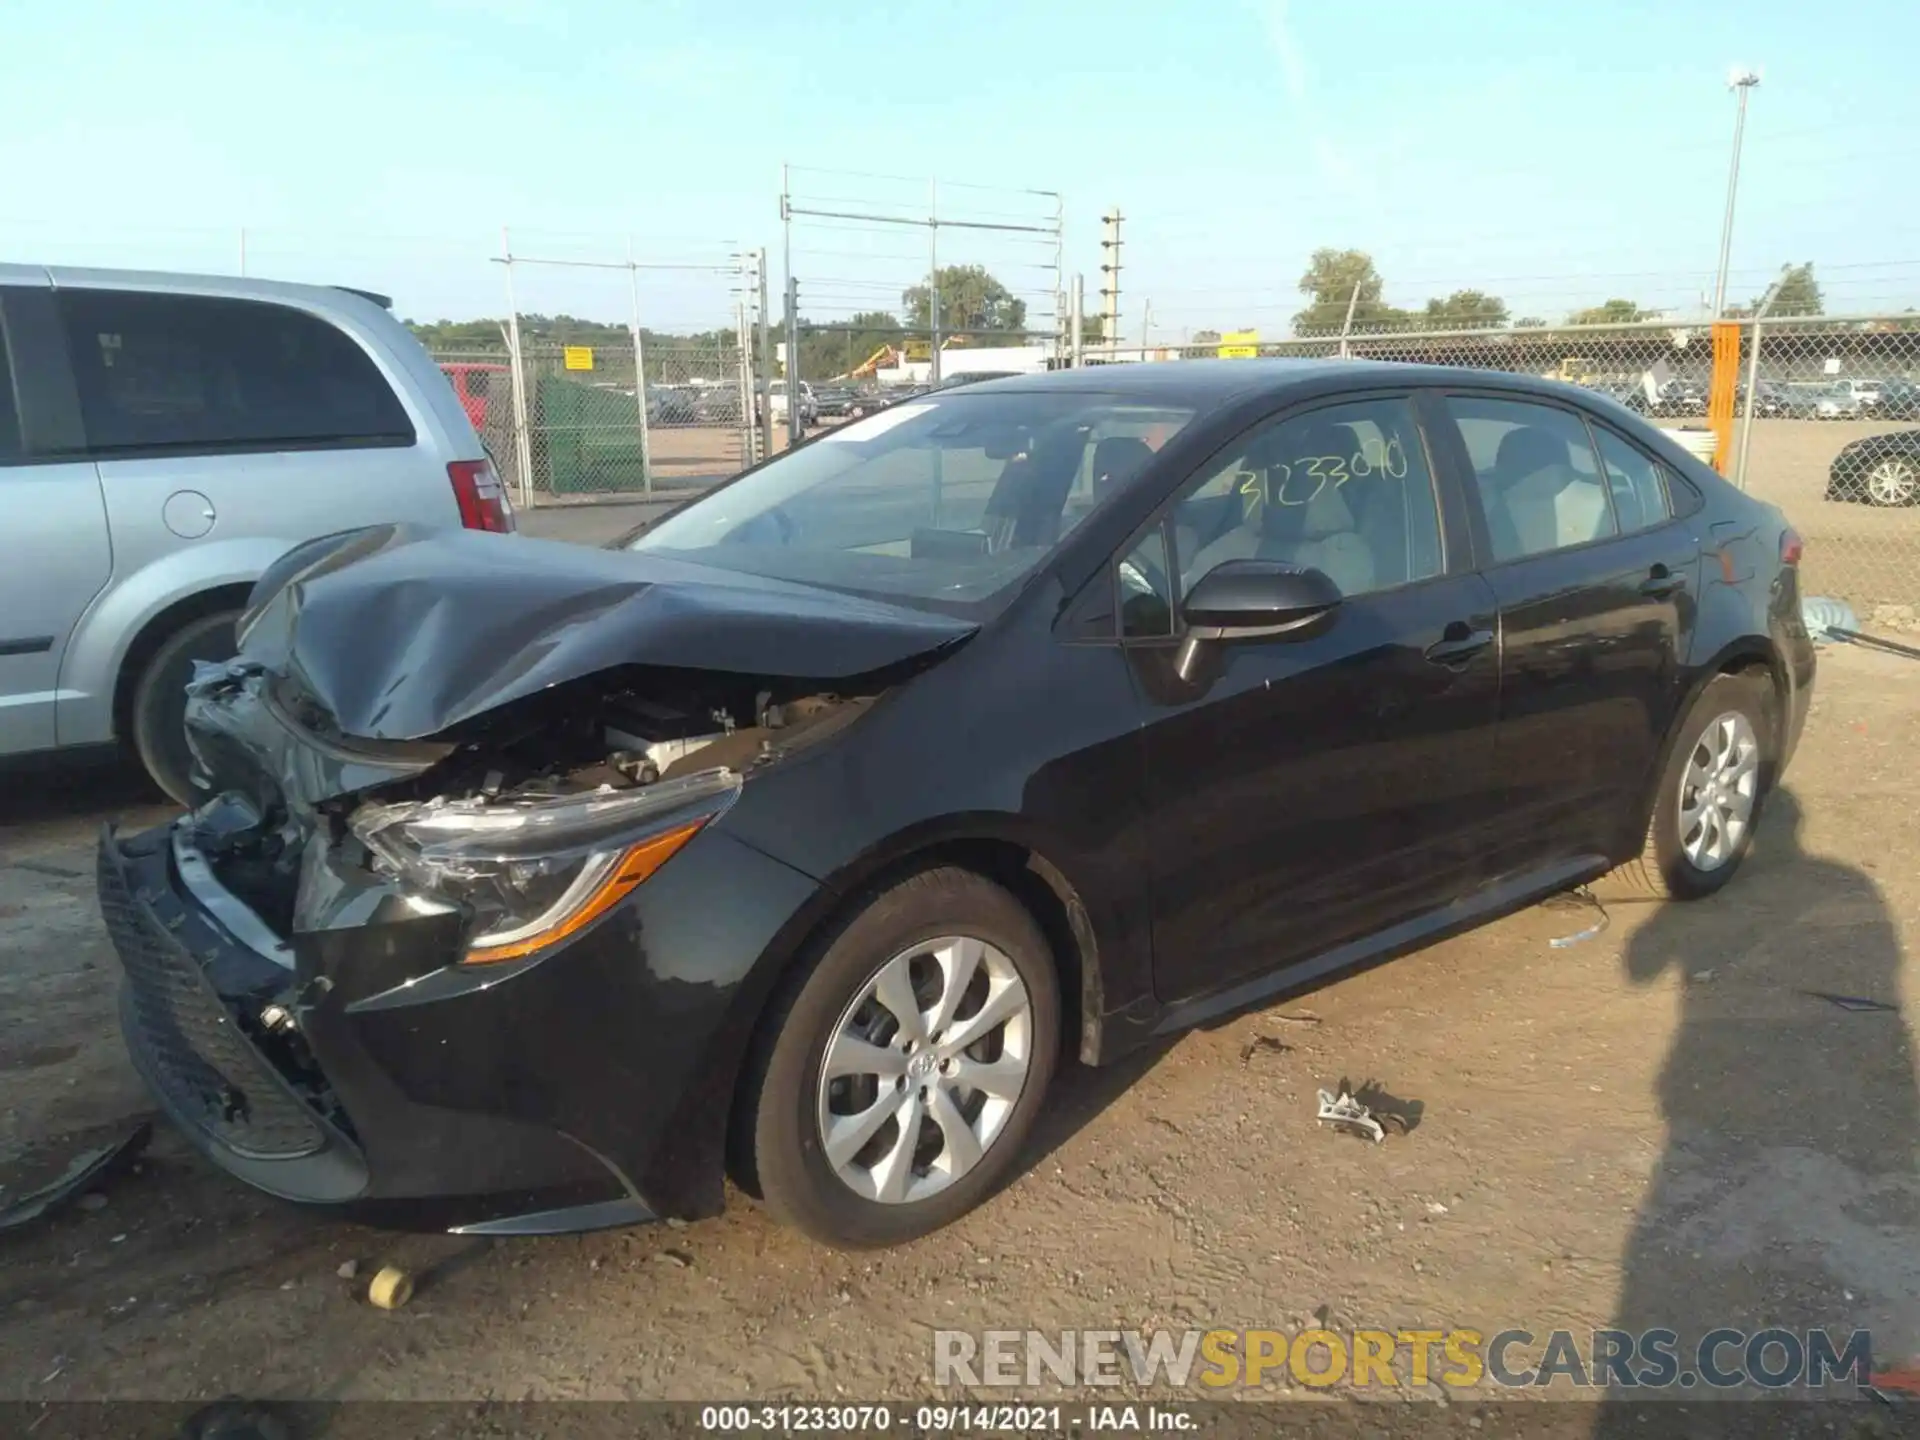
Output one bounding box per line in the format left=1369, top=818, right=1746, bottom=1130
left=130, top=611, right=238, bottom=804
left=743, top=867, right=1060, bottom=1249
left=1601, top=672, right=1773, bottom=901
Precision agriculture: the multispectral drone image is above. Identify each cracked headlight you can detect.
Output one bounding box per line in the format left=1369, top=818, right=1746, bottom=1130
left=349, top=767, right=741, bottom=964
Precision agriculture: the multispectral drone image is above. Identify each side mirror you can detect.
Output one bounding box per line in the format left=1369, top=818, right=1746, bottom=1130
left=1175, top=560, right=1341, bottom=680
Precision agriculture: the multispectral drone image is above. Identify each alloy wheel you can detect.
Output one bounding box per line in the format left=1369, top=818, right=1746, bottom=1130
left=1677, top=711, right=1761, bottom=871
left=816, top=936, right=1033, bottom=1205
left=1866, top=459, right=1918, bottom=506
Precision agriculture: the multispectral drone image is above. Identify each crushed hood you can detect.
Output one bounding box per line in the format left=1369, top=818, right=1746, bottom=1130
left=237, top=524, right=977, bottom=741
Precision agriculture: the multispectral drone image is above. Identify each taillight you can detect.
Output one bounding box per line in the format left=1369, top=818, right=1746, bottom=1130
left=448, top=458, right=516, bottom=533
left=1780, top=527, right=1804, bottom=566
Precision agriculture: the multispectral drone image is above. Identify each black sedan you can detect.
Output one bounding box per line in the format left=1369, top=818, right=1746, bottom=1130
left=1828, top=428, right=1920, bottom=505
left=100, top=362, right=1813, bottom=1249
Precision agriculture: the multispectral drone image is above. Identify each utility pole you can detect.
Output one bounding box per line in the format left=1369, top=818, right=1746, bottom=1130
left=1140, top=298, right=1153, bottom=358
left=1713, top=67, right=1762, bottom=318
left=1099, top=208, right=1123, bottom=352
left=755, top=248, right=773, bottom=463
left=1069, top=274, right=1085, bottom=367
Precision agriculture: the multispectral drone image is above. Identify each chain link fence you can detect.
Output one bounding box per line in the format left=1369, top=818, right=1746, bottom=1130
left=1083, top=315, right=1920, bottom=620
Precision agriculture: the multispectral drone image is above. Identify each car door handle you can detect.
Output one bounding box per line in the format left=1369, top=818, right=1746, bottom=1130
left=1424, top=627, right=1494, bottom=667
left=1639, top=568, right=1687, bottom=598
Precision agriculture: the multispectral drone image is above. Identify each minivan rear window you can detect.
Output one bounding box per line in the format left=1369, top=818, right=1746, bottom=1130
left=59, top=290, right=415, bottom=456
left=0, top=323, right=20, bottom=464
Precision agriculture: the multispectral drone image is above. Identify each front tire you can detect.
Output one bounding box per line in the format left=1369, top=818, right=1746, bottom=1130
left=743, top=867, right=1060, bottom=1248
left=1602, top=673, right=1772, bottom=901
left=130, top=611, right=238, bottom=804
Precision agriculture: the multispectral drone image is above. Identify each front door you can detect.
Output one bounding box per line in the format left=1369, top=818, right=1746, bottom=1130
left=1431, top=393, right=1698, bottom=865
left=1127, top=393, right=1505, bottom=1005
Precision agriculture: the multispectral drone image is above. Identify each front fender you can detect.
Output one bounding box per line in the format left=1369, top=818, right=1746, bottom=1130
left=57, top=536, right=303, bottom=746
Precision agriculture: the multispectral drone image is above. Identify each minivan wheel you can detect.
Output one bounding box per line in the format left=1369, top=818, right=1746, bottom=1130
left=745, top=867, right=1060, bottom=1248
left=1603, top=673, right=1772, bottom=901
left=130, top=611, right=239, bottom=804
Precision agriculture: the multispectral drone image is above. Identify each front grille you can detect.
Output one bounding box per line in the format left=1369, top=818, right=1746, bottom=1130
left=98, top=835, right=326, bottom=1160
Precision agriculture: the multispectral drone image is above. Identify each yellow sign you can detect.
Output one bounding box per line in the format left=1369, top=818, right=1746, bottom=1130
left=563, top=346, right=594, bottom=371
left=903, top=340, right=932, bottom=362
left=1218, top=330, right=1259, bottom=359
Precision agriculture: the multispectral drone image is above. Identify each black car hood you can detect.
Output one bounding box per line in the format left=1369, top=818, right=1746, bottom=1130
left=237, top=524, right=978, bottom=741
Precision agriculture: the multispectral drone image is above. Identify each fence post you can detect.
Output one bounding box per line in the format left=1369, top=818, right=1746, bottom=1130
left=499, top=230, right=537, bottom=510
left=1734, top=267, right=1789, bottom=492
left=1338, top=282, right=1362, bottom=359
left=625, top=247, right=654, bottom=498
left=735, top=295, right=753, bottom=469
left=756, top=247, right=774, bottom=463
left=1070, top=274, right=1085, bottom=368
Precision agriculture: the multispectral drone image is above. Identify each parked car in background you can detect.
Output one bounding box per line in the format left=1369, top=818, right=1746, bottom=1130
left=768, top=379, right=817, bottom=428
left=1869, top=377, right=1920, bottom=419
left=1831, top=378, right=1881, bottom=411
left=0, top=264, right=508, bottom=802
left=811, top=384, right=861, bottom=419
left=933, top=369, right=1025, bottom=390
left=1829, top=429, right=1920, bottom=505
left=1734, top=379, right=1791, bottom=418
left=1651, top=377, right=1708, bottom=417
left=101, top=361, right=1811, bottom=1249
left=847, top=386, right=924, bottom=418
left=1810, top=384, right=1865, bottom=421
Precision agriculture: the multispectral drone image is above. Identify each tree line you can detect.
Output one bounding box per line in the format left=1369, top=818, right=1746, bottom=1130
left=1268, top=250, right=1825, bottom=335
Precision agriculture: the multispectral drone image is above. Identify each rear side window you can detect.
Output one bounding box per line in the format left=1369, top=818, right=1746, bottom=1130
left=1445, top=397, right=1616, bottom=563
left=60, top=290, right=414, bottom=456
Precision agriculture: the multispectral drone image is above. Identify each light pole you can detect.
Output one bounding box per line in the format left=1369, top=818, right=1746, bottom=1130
left=1713, top=67, right=1762, bottom=318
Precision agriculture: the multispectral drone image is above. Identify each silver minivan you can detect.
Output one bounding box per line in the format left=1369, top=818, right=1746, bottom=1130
left=0, top=264, right=512, bottom=800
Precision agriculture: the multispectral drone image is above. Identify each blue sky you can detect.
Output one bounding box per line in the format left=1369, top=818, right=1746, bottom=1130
left=3, top=0, right=1917, bottom=337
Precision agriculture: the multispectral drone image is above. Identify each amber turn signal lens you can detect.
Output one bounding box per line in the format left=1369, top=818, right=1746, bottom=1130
left=462, top=820, right=705, bottom=965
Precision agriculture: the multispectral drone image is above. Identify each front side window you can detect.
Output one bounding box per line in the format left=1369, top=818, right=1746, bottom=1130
left=1593, top=427, right=1672, bottom=534
left=60, top=290, right=414, bottom=456
left=630, top=390, right=1194, bottom=614
left=1169, top=396, right=1445, bottom=601
left=1445, top=396, right=1616, bottom=562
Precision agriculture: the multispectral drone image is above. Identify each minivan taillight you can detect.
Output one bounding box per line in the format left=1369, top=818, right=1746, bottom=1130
left=448, top=458, right=516, bottom=533
left=1780, top=527, right=1804, bottom=566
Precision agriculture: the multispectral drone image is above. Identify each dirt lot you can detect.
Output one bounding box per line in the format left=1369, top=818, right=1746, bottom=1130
left=2, top=640, right=1916, bottom=1408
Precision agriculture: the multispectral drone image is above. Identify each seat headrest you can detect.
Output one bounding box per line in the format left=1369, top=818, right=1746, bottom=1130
left=1091, top=436, right=1154, bottom=495
left=1493, top=426, right=1570, bottom=486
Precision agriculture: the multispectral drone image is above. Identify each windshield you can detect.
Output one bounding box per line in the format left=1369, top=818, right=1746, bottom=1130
left=630, top=389, right=1194, bottom=613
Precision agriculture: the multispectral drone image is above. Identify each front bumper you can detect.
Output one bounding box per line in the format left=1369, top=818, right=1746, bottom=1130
left=98, top=817, right=824, bottom=1234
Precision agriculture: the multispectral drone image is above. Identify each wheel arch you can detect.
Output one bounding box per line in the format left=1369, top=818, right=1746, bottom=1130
left=111, top=583, right=255, bottom=751
left=717, top=816, right=1104, bottom=1195
left=1631, top=638, right=1784, bottom=851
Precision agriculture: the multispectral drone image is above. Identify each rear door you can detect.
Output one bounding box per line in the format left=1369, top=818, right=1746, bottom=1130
left=0, top=279, right=111, bottom=755
left=1127, top=391, right=1507, bottom=1003
left=52, top=283, right=456, bottom=603
left=1431, top=392, right=1699, bottom=865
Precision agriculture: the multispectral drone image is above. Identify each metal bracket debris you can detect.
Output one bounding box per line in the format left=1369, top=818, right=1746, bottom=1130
left=1316, top=1087, right=1386, bottom=1144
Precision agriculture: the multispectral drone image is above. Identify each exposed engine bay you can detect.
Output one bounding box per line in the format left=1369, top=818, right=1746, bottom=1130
left=181, top=660, right=875, bottom=944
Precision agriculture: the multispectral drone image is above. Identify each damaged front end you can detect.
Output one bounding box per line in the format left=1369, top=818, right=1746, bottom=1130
left=99, top=652, right=882, bottom=1230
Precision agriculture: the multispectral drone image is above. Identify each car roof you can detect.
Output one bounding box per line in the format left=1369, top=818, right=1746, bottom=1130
left=941, top=357, right=1632, bottom=411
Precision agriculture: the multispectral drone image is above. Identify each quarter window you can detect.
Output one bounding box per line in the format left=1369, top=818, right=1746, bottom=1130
left=1445, top=397, right=1616, bottom=562
left=59, top=290, right=414, bottom=456
left=1119, top=525, right=1175, bottom=639
left=1593, top=427, right=1672, bottom=533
